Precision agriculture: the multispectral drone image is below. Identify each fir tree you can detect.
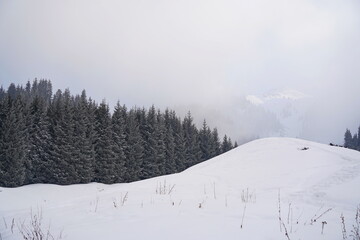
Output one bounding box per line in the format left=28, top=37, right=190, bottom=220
left=163, top=109, right=176, bottom=174
left=154, top=110, right=167, bottom=176
left=172, top=114, right=186, bottom=172
left=183, top=112, right=202, bottom=167
left=94, top=101, right=117, bottom=184
left=61, top=89, right=78, bottom=183
left=86, top=97, right=98, bottom=176
left=7, top=83, right=17, bottom=99
left=228, top=137, right=234, bottom=149
left=0, top=86, right=6, bottom=101
left=47, top=89, right=77, bottom=184
left=27, top=96, right=52, bottom=184
left=25, top=81, right=31, bottom=99
left=221, top=135, right=233, bottom=153
left=352, top=133, right=358, bottom=150
left=0, top=96, right=27, bottom=187
left=141, top=106, right=160, bottom=179
left=199, top=120, right=214, bottom=161
left=72, top=90, right=95, bottom=183
left=344, top=129, right=353, bottom=148
left=357, top=126, right=360, bottom=150
left=0, top=81, right=234, bottom=186
left=111, top=102, right=127, bottom=182
left=211, top=128, right=221, bottom=157
left=124, top=109, right=144, bottom=182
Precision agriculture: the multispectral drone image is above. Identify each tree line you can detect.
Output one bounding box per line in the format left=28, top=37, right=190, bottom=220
left=0, top=80, right=237, bottom=187
left=344, top=126, right=360, bottom=151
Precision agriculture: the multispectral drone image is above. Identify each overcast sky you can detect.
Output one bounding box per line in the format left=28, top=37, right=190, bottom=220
left=0, top=0, right=359, bottom=144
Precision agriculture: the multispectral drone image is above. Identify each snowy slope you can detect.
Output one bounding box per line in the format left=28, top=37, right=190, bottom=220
left=1, top=138, right=360, bottom=240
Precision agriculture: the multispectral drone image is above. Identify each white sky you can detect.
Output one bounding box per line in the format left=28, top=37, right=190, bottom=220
left=0, top=0, right=359, bottom=144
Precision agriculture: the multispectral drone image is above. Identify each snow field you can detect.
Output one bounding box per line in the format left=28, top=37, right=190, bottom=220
left=1, top=137, right=360, bottom=240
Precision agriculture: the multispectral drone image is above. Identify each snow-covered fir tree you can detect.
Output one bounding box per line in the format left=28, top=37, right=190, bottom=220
left=0, top=80, right=237, bottom=187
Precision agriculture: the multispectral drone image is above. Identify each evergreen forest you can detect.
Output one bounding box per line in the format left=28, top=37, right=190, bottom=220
left=343, top=127, right=360, bottom=151
left=0, top=80, right=237, bottom=187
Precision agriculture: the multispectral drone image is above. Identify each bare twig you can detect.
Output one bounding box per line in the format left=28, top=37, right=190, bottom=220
left=321, top=221, right=327, bottom=235
left=2, top=217, right=7, bottom=229
left=121, top=192, right=129, bottom=206
left=312, top=208, right=332, bottom=223
left=156, top=180, right=175, bottom=195
left=278, top=189, right=282, bottom=232
left=341, top=213, right=348, bottom=240
left=287, top=203, right=292, bottom=225
left=94, top=197, right=99, bottom=212
left=290, top=208, right=293, bottom=233
left=240, top=203, right=247, bottom=229
left=199, top=199, right=206, bottom=209
left=350, top=206, right=360, bottom=240
left=11, top=218, right=15, bottom=234
left=241, top=188, right=256, bottom=203
left=168, top=185, right=175, bottom=195
left=112, top=198, right=117, bottom=208
left=17, top=208, right=63, bottom=240
left=282, top=222, right=291, bottom=240
left=310, top=204, right=324, bottom=224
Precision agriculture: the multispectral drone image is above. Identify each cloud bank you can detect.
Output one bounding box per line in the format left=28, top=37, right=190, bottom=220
left=0, top=0, right=359, bottom=144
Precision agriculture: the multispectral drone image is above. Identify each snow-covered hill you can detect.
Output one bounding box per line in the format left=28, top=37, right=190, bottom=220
left=1, top=138, right=360, bottom=240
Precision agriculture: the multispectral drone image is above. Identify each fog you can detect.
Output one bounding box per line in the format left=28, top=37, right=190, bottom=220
left=1, top=0, right=359, bottom=144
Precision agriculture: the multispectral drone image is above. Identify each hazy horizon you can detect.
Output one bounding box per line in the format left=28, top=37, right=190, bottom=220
left=1, top=0, right=359, bottom=144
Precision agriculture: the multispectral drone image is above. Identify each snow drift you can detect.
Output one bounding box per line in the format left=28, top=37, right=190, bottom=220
left=1, top=138, right=360, bottom=240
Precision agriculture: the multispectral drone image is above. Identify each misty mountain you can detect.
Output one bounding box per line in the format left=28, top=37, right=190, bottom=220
left=245, top=88, right=311, bottom=139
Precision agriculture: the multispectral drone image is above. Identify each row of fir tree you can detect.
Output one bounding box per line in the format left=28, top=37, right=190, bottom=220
left=0, top=80, right=237, bottom=187
left=344, top=126, right=360, bottom=151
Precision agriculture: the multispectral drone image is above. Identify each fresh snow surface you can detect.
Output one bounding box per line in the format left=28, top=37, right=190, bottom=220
left=1, top=138, right=360, bottom=240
